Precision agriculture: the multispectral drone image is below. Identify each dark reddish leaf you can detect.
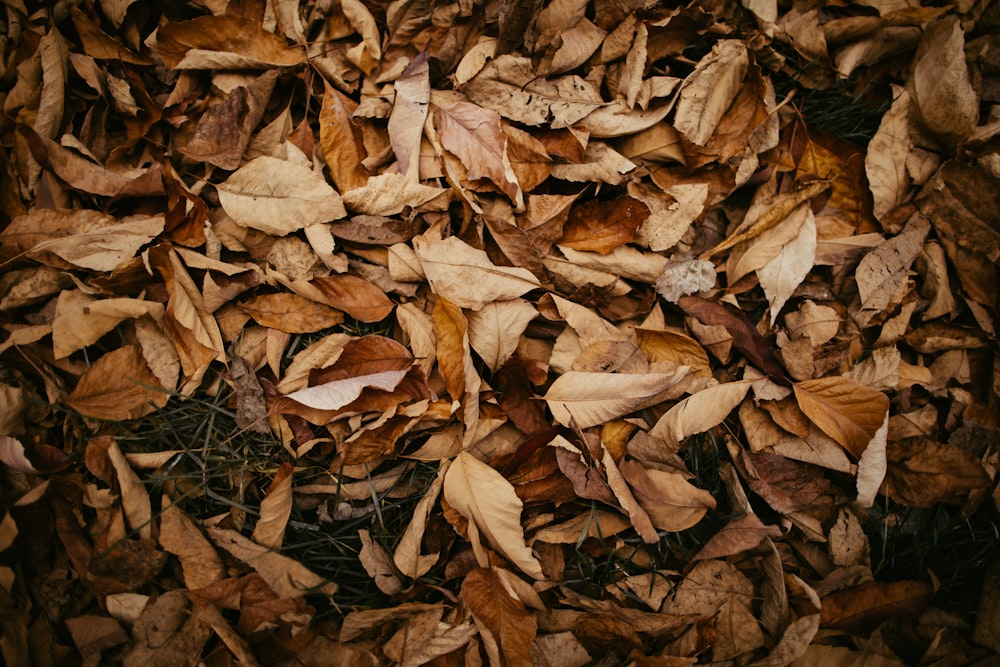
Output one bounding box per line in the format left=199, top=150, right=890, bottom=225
left=820, top=580, right=933, bottom=636
left=560, top=196, right=650, bottom=254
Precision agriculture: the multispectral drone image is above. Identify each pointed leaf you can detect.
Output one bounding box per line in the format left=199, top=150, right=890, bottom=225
left=460, top=567, right=537, bottom=666
left=793, top=377, right=889, bottom=458
left=252, top=462, right=294, bottom=549
left=467, top=299, right=537, bottom=372
left=443, top=451, right=543, bottom=579
left=284, top=369, right=409, bottom=410
left=437, top=101, right=522, bottom=206
left=619, top=459, right=717, bottom=532
left=649, top=381, right=752, bottom=443
left=544, top=370, right=689, bottom=429
left=66, top=346, right=169, bottom=421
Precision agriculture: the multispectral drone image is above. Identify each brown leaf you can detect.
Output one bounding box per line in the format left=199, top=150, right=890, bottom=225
left=158, top=495, right=225, bottom=590
left=154, top=15, right=306, bottom=70
left=388, top=54, right=429, bottom=181
left=793, top=376, right=889, bottom=458
left=559, top=196, right=649, bottom=254
left=649, top=381, right=752, bottom=444
left=912, top=16, right=978, bottom=144
left=688, top=513, right=782, bottom=565
left=882, top=437, right=991, bottom=507
left=544, top=369, right=689, bottom=429
left=319, top=83, right=369, bottom=192
left=122, top=591, right=212, bottom=667
left=619, top=459, right=717, bottom=533
left=737, top=449, right=845, bottom=520
left=678, top=296, right=791, bottom=385
left=251, top=462, right=294, bottom=549
left=66, top=346, right=170, bottom=421
left=52, top=291, right=164, bottom=360
left=437, top=100, right=522, bottom=206
left=674, top=40, right=748, bottom=146
left=309, top=274, right=395, bottom=323
left=460, top=567, right=537, bottom=666
left=238, top=293, right=344, bottom=333
left=358, top=528, right=403, bottom=595
left=70, top=7, right=152, bottom=64
left=820, top=580, right=933, bottom=636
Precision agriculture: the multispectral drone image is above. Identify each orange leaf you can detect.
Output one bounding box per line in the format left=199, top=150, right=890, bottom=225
left=460, top=567, right=537, bottom=665
left=239, top=293, right=344, bottom=333
left=559, top=196, right=649, bottom=254
left=310, top=275, right=394, bottom=323
left=65, top=346, right=169, bottom=421
left=793, top=377, right=889, bottom=458
left=251, top=462, right=294, bottom=549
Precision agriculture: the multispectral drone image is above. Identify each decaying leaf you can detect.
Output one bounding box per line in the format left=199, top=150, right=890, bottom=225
left=793, top=377, right=889, bottom=458
left=544, top=369, right=689, bottom=429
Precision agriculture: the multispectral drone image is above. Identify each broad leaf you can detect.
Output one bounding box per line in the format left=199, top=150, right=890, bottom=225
left=793, top=376, right=889, bottom=458
left=544, top=370, right=689, bottom=429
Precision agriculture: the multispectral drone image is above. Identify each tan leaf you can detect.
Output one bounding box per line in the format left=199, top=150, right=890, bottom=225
left=912, top=16, right=978, bottom=144
left=217, top=156, right=346, bottom=235
left=52, top=291, right=164, bottom=360
left=154, top=15, right=306, bottom=69
left=544, top=370, right=689, bottom=429
left=633, top=182, right=709, bottom=252
left=66, top=346, right=170, bottom=421
left=601, top=448, right=659, bottom=544
left=206, top=527, right=337, bottom=598
left=650, top=381, right=752, bottom=443
left=359, top=528, right=403, bottom=595
left=388, top=55, right=429, bottom=181
left=462, top=54, right=602, bottom=128
left=437, top=101, right=522, bottom=206
left=674, top=40, right=748, bottom=146
left=100, top=435, right=152, bottom=539
left=727, top=202, right=813, bottom=285
left=413, top=235, right=541, bottom=310
left=1, top=209, right=162, bottom=271
left=460, top=567, right=537, bottom=666
left=855, top=214, right=930, bottom=325
left=443, top=451, right=543, bottom=579
left=793, top=376, right=889, bottom=458
left=238, top=293, right=344, bottom=333
left=284, top=369, right=409, bottom=409
left=341, top=172, right=452, bottom=216
left=394, top=461, right=447, bottom=578
left=689, top=513, right=781, bottom=565
left=467, top=299, right=537, bottom=372
left=550, top=142, right=636, bottom=185
left=757, top=205, right=817, bottom=325
left=158, top=495, right=225, bottom=590
left=619, top=459, right=717, bottom=532
left=547, top=18, right=606, bottom=74
left=865, top=85, right=913, bottom=220
left=121, top=591, right=212, bottom=667
left=636, top=328, right=713, bottom=378
left=341, top=0, right=381, bottom=72
left=252, top=462, right=294, bottom=549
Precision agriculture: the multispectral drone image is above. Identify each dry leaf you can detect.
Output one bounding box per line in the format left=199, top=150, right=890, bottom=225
left=544, top=369, right=689, bottom=429
left=820, top=580, right=933, bottom=636
left=238, top=293, right=344, bottom=333
left=559, top=196, right=649, bottom=254
left=388, top=55, right=429, bottom=181
left=341, top=172, right=451, bottom=216
left=359, top=528, right=403, bottom=595
left=158, top=495, right=225, bottom=590
left=649, top=381, right=752, bottom=444
left=217, top=156, right=346, bottom=236
left=154, top=15, right=306, bottom=69
left=443, top=451, right=544, bottom=579
left=284, top=369, right=409, bottom=410
left=319, top=83, right=369, bottom=192
left=793, top=376, right=889, bottom=459
left=66, top=346, right=170, bottom=421
left=882, top=437, right=991, bottom=507
left=466, top=299, right=538, bottom=372
left=413, top=235, right=541, bottom=310
left=460, top=567, right=537, bottom=666
left=854, top=214, right=930, bottom=325
left=675, top=40, right=748, bottom=146
left=252, top=462, right=293, bottom=549
left=912, top=16, right=978, bottom=144
left=619, top=459, right=717, bottom=532
left=437, top=101, right=522, bottom=207
left=433, top=297, right=481, bottom=445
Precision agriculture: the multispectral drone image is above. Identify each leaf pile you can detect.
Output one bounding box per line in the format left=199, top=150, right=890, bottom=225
left=1, top=0, right=999, bottom=664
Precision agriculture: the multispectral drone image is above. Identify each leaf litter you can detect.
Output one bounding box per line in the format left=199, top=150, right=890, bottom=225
left=0, top=0, right=999, bottom=664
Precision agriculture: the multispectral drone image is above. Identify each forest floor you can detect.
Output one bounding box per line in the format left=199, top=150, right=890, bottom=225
left=1, top=0, right=1000, bottom=665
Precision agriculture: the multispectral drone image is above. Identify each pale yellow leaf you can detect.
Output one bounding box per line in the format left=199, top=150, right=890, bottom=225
left=855, top=412, right=888, bottom=508
left=342, top=173, right=451, bottom=216
left=466, top=299, right=537, bottom=372
left=544, top=369, right=689, bottom=428
left=633, top=182, right=709, bottom=252
left=217, top=156, right=346, bottom=235
left=757, top=206, right=817, bottom=325
left=550, top=142, right=636, bottom=185
left=413, top=235, right=540, bottom=310
left=443, top=451, right=543, bottom=579
left=206, top=527, right=337, bottom=598
left=675, top=40, right=748, bottom=146
left=284, top=369, right=409, bottom=409
left=394, top=461, right=447, bottom=578
left=727, top=202, right=812, bottom=284
left=649, top=381, right=752, bottom=443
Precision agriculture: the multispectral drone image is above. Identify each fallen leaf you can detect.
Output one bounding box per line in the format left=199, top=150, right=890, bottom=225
left=912, top=16, right=978, bottom=144
left=619, top=459, right=717, bottom=532
left=865, top=85, right=913, bottom=220
left=443, top=451, right=543, bottom=579
left=158, top=495, right=225, bottom=590
left=341, top=172, right=452, bottom=216
left=154, top=15, right=306, bottom=69
left=284, top=369, right=409, bottom=410
left=217, top=156, right=346, bottom=236
left=854, top=214, right=930, bottom=326
left=121, top=591, right=211, bottom=667
left=319, top=83, right=369, bottom=192
left=252, top=462, right=293, bottom=549
left=359, top=528, right=403, bottom=595
left=460, top=567, right=537, bottom=666
left=793, top=376, right=889, bottom=458
left=649, top=381, right=752, bottom=444
left=65, top=346, right=170, bottom=421
left=238, top=293, right=344, bottom=333
left=308, top=274, right=395, bottom=323
left=388, top=55, right=429, bottom=181
left=559, top=196, right=649, bottom=254
left=544, top=369, right=689, bottom=429
left=433, top=297, right=481, bottom=445
left=820, top=580, right=933, bottom=636
left=413, top=235, right=541, bottom=310
left=467, top=299, right=538, bottom=372
left=674, top=40, right=748, bottom=146
left=688, top=513, right=782, bottom=565
left=206, top=527, right=337, bottom=598
left=437, top=100, right=522, bottom=207
left=882, top=437, right=991, bottom=507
